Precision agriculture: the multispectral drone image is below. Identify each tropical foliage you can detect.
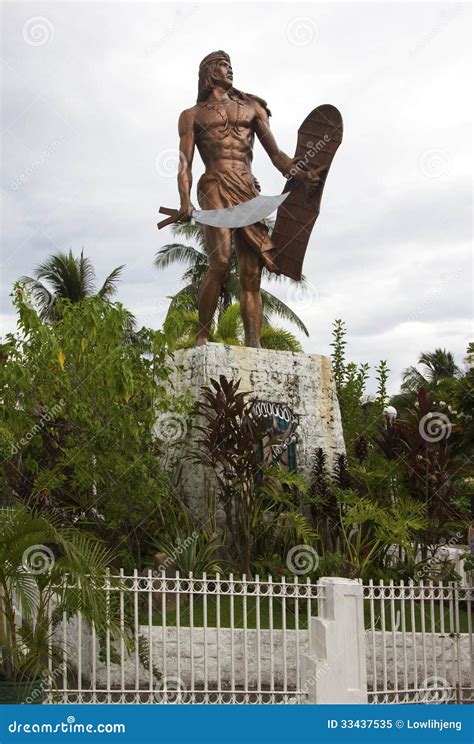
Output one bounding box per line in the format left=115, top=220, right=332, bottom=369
left=0, top=506, right=120, bottom=684
left=190, top=376, right=312, bottom=576
left=2, top=253, right=471, bottom=586
left=163, top=298, right=303, bottom=352
left=0, top=289, right=189, bottom=569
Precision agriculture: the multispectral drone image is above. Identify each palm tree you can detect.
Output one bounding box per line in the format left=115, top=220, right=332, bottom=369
left=21, top=250, right=127, bottom=323
left=401, top=349, right=461, bottom=393
left=0, top=505, right=121, bottom=687
left=163, top=301, right=303, bottom=352
left=154, top=222, right=310, bottom=336
left=391, top=348, right=462, bottom=416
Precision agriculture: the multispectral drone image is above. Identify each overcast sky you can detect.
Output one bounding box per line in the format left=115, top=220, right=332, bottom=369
left=1, top=1, right=472, bottom=392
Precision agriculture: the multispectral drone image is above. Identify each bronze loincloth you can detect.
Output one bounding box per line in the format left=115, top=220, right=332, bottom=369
left=197, top=168, right=274, bottom=259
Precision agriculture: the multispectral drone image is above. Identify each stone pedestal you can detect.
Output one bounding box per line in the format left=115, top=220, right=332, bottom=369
left=168, top=343, right=345, bottom=518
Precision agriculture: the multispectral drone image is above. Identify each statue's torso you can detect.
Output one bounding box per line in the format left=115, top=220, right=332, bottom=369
left=193, top=99, right=256, bottom=171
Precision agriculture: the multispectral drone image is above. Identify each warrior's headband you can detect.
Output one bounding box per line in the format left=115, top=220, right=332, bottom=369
left=199, top=50, right=231, bottom=72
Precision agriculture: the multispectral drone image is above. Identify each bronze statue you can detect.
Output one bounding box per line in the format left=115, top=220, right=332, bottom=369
left=158, top=50, right=343, bottom=347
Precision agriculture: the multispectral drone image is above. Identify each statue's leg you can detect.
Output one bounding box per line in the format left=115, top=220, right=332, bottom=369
left=196, top=225, right=232, bottom=346
left=235, top=232, right=263, bottom=348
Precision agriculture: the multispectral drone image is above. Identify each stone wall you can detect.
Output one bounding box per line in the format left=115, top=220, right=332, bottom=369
left=87, top=628, right=472, bottom=693
left=365, top=631, right=473, bottom=692
left=167, top=343, right=345, bottom=517
left=95, top=627, right=305, bottom=689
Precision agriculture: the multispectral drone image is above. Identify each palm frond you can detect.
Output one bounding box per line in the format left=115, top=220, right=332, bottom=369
left=260, top=325, right=303, bottom=352
left=34, top=251, right=87, bottom=301
left=97, top=265, right=124, bottom=300
left=77, top=249, right=97, bottom=296
left=215, top=304, right=244, bottom=344
left=19, top=277, right=55, bottom=319
left=154, top=243, right=206, bottom=271
left=170, top=222, right=208, bottom=251
left=261, top=289, right=309, bottom=336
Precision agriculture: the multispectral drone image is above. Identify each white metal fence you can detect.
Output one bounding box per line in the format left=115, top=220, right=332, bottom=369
left=364, top=580, right=473, bottom=704
left=37, top=572, right=473, bottom=705
left=48, top=571, right=322, bottom=704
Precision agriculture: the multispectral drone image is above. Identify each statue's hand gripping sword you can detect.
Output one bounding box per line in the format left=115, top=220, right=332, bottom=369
left=157, top=192, right=289, bottom=230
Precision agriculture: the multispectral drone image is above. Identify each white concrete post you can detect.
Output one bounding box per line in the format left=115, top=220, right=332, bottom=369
left=301, top=577, right=368, bottom=703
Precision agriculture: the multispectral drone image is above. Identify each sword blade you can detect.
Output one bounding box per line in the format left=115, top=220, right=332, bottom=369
left=193, top=193, right=289, bottom=228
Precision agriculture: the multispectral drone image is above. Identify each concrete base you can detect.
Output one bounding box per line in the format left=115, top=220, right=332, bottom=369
left=167, top=343, right=345, bottom=519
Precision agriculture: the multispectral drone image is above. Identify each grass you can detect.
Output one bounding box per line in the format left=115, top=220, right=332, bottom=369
left=138, top=595, right=315, bottom=630
left=137, top=595, right=471, bottom=633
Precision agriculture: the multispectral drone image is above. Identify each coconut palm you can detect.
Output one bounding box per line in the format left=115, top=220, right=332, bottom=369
left=21, top=250, right=131, bottom=325
left=391, top=348, right=462, bottom=416
left=402, top=349, right=461, bottom=392
left=154, top=222, right=310, bottom=336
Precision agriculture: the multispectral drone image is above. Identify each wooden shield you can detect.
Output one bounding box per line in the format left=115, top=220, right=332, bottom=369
left=272, top=105, right=343, bottom=280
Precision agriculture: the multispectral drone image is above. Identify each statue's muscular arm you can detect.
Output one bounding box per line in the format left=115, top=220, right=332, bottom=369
left=177, top=107, right=196, bottom=220
left=253, top=102, right=293, bottom=177
left=253, top=102, right=321, bottom=188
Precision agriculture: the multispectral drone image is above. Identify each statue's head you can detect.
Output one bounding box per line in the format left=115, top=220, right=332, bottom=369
left=197, top=50, right=233, bottom=102
left=196, top=50, right=271, bottom=116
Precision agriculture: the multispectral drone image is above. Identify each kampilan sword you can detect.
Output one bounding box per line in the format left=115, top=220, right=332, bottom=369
left=157, top=192, right=289, bottom=230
